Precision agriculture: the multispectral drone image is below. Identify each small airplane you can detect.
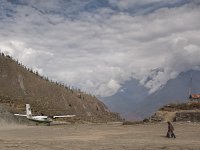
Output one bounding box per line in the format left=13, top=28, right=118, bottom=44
left=14, top=104, right=76, bottom=125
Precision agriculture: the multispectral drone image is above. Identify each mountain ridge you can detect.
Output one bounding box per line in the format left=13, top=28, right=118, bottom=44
left=0, top=53, right=121, bottom=123
left=103, top=70, right=200, bottom=121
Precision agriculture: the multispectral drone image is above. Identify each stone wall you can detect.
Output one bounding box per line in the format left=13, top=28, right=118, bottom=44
left=175, top=111, right=200, bottom=122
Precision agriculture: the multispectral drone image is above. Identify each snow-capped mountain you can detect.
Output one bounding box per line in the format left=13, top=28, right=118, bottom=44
left=102, top=70, right=200, bottom=120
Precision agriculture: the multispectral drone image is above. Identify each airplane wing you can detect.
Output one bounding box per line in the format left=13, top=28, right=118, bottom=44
left=53, top=115, right=76, bottom=118
left=14, top=114, right=27, bottom=117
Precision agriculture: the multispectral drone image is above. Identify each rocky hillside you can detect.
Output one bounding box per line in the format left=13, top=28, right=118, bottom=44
left=0, top=53, right=121, bottom=123
left=149, top=101, right=200, bottom=122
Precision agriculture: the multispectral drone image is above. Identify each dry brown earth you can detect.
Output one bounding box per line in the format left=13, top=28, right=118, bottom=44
left=0, top=54, right=120, bottom=122
left=0, top=122, right=199, bottom=150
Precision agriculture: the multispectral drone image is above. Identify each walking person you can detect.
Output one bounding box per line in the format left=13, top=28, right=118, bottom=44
left=166, top=121, right=176, bottom=138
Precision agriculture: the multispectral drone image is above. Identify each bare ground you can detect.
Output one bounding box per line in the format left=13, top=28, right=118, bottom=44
left=0, top=122, right=200, bottom=150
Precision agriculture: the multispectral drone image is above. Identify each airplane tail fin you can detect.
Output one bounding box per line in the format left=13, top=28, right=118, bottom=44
left=26, top=104, right=32, bottom=119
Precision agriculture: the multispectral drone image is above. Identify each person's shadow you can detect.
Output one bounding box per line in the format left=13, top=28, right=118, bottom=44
left=159, top=135, right=169, bottom=138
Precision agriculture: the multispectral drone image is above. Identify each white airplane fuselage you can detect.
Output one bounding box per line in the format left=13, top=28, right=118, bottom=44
left=14, top=104, right=75, bottom=124
left=28, top=116, right=53, bottom=123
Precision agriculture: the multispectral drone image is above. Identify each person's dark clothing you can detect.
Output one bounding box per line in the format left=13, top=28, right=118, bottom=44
left=166, top=122, right=176, bottom=138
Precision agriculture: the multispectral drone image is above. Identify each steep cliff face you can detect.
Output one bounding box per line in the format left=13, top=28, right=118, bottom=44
left=0, top=54, right=120, bottom=122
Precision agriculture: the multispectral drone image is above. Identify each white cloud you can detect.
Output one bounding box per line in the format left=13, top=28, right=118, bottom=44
left=0, top=1, right=200, bottom=97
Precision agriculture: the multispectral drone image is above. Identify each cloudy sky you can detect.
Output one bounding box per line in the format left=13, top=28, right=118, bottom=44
left=0, top=0, right=200, bottom=97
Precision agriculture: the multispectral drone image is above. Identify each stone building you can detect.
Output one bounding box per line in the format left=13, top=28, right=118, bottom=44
left=189, top=94, right=200, bottom=101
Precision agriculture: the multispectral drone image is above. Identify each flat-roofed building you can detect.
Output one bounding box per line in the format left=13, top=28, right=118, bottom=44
left=189, top=94, right=200, bottom=101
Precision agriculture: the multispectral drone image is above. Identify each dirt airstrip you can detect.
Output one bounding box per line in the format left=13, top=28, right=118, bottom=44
left=0, top=122, right=199, bottom=150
